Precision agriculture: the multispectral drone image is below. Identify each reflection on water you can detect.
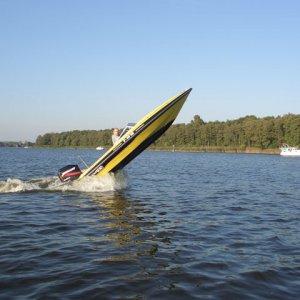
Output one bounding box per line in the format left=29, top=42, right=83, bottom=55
left=84, top=191, right=173, bottom=287
left=92, top=193, right=144, bottom=261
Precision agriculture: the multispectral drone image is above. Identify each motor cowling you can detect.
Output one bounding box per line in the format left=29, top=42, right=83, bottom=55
left=58, top=164, right=82, bottom=182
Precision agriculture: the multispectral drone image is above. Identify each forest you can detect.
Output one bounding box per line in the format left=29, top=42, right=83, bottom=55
left=35, top=114, right=300, bottom=151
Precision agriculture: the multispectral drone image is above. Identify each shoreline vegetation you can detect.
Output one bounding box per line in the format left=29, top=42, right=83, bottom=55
left=149, top=146, right=281, bottom=155
left=0, top=141, right=34, bottom=148
left=20, top=145, right=281, bottom=155
left=2, top=114, right=299, bottom=155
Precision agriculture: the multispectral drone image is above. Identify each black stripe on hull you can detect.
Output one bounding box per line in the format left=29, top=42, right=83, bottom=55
left=111, top=120, right=174, bottom=173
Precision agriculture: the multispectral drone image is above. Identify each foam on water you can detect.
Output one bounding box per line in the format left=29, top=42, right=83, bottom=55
left=0, top=172, right=127, bottom=193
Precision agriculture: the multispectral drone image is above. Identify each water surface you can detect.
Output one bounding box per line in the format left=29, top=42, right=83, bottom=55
left=0, top=148, right=299, bottom=299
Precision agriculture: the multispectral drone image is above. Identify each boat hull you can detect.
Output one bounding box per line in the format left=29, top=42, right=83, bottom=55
left=280, top=150, right=300, bottom=156
left=79, top=89, right=192, bottom=178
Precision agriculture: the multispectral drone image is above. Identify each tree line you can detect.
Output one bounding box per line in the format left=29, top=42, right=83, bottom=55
left=0, top=141, right=34, bottom=147
left=35, top=114, right=300, bottom=150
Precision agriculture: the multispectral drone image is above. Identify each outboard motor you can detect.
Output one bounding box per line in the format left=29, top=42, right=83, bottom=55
left=58, top=164, right=82, bottom=182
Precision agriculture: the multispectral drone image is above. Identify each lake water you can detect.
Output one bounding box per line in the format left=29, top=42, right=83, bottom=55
left=0, top=148, right=299, bottom=299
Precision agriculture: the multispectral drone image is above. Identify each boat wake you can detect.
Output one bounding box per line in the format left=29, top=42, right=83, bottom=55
left=0, top=172, right=127, bottom=194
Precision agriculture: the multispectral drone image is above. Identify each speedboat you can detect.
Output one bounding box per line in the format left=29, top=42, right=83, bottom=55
left=57, top=89, right=192, bottom=182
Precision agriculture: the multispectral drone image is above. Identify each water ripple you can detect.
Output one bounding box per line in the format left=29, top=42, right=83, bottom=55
left=0, top=149, right=300, bottom=299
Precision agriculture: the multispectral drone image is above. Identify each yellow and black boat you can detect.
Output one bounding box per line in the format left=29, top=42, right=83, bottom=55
left=58, top=88, right=192, bottom=182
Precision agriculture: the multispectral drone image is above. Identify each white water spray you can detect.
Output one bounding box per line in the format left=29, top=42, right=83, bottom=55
left=0, top=172, right=127, bottom=194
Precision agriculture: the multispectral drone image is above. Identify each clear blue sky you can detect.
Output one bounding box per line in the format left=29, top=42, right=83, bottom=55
left=1, top=0, right=299, bottom=141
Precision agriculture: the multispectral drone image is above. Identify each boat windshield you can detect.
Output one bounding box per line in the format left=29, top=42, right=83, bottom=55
left=119, top=123, right=136, bottom=138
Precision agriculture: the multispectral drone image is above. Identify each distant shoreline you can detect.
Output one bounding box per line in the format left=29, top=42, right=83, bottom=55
left=15, top=145, right=281, bottom=155
left=149, top=146, right=280, bottom=155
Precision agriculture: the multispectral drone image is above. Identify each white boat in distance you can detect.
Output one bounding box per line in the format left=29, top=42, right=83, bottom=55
left=280, top=145, right=300, bottom=156
left=96, top=146, right=104, bottom=150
